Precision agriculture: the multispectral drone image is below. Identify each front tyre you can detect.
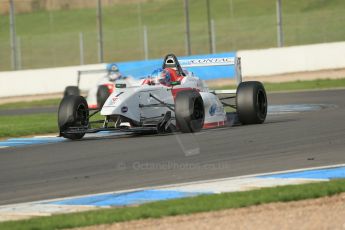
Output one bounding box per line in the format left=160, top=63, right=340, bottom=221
left=58, top=95, right=89, bottom=140
left=175, top=90, right=205, bottom=133
left=236, top=81, right=267, bottom=125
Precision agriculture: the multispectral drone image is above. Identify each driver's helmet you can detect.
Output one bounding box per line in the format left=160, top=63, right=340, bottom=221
left=106, top=63, right=122, bottom=81
left=151, top=68, right=176, bottom=86
left=160, top=69, right=172, bottom=85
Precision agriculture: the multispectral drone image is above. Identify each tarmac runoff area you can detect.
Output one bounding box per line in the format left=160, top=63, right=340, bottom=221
left=0, top=89, right=345, bottom=222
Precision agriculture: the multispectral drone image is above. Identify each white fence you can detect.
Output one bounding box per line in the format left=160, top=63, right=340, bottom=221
left=1, top=41, right=345, bottom=98
left=238, top=41, right=345, bottom=77
left=0, top=64, right=105, bottom=98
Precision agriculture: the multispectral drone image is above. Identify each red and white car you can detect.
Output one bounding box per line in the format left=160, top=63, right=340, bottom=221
left=58, top=54, right=267, bottom=140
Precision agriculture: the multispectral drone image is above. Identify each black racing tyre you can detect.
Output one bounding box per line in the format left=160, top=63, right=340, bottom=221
left=236, top=81, right=267, bottom=125
left=58, top=95, right=89, bottom=140
left=175, top=90, right=205, bottom=133
left=63, top=86, right=80, bottom=97
left=97, top=85, right=111, bottom=108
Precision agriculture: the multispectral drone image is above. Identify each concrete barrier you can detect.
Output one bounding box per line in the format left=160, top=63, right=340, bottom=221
left=238, top=41, right=345, bottom=77
left=0, top=64, right=106, bottom=98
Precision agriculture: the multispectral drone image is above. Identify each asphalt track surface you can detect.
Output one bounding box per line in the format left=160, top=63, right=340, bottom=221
left=0, top=89, right=345, bottom=205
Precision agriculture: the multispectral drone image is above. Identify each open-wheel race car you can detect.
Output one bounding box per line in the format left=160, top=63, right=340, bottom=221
left=63, top=63, right=139, bottom=109
left=58, top=54, right=267, bottom=140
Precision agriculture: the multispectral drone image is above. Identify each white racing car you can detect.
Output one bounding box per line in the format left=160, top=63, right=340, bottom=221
left=58, top=54, right=267, bottom=140
left=63, top=63, right=139, bottom=109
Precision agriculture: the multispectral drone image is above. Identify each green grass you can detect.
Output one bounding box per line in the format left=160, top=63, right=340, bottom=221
left=264, top=78, right=345, bottom=91
left=0, top=112, right=105, bottom=138
left=215, top=78, right=345, bottom=91
left=1, top=179, right=344, bottom=230
left=1, top=0, right=345, bottom=70
left=0, top=113, right=57, bottom=138
left=0, top=98, right=61, bottom=110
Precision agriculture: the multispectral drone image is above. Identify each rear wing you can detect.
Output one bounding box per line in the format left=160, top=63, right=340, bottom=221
left=76, top=69, right=107, bottom=87
left=163, top=54, right=242, bottom=85
left=180, top=57, right=235, bottom=67
left=180, top=57, right=242, bottom=85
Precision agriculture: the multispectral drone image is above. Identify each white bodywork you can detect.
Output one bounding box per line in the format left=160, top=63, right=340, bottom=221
left=100, top=57, right=241, bottom=129
left=86, top=76, right=140, bottom=108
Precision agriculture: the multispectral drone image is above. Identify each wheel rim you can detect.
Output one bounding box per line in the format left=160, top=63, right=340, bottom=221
left=192, top=97, right=204, bottom=121
left=76, top=104, right=88, bottom=126
left=257, top=89, right=267, bottom=119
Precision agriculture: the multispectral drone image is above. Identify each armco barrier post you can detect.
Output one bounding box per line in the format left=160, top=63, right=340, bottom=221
left=211, top=19, right=216, bottom=54
left=143, top=26, right=148, bottom=60
left=206, top=0, right=212, bottom=54
left=97, top=0, right=104, bottom=63
left=9, top=0, right=18, bottom=70
left=276, top=0, right=284, bottom=47
left=184, top=0, right=191, bottom=55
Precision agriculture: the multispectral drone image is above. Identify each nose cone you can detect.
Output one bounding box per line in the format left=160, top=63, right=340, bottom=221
left=100, top=88, right=141, bottom=122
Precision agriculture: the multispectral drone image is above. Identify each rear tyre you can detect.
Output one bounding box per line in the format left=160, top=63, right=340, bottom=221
left=58, top=95, right=89, bottom=140
left=97, top=85, right=111, bottom=108
left=175, top=90, right=205, bottom=133
left=236, top=81, right=267, bottom=124
left=63, top=86, right=80, bottom=97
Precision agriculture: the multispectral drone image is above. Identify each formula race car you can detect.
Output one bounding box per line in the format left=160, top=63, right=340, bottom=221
left=58, top=54, right=267, bottom=140
left=63, top=63, right=139, bottom=109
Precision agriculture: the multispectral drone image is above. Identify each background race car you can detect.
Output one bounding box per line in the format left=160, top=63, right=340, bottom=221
left=63, top=63, right=140, bottom=109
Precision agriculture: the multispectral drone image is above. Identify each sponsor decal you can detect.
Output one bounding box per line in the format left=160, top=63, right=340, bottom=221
left=180, top=57, right=235, bottom=67
left=109, top=96, right=121, bottom=106
left=110, top=93, right=124, bottom=105
left=209, top=104, right=217, bottom=116
left=121, top=106, right=128, bottom=113
left=209, top=104, right=224, bottom=116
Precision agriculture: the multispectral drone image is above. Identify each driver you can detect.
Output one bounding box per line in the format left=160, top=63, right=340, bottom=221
left=145, top=68, right=184, bottom=86
left=157, top=68, right=180, bottom=86
left=159, top=68, right=172, bottom=86
left=106, top=63, right=123, bottom=82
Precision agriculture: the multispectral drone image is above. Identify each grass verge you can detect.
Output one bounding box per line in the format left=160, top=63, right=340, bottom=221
left=0, top=98, right=61, bottom=110
left=0, top=113, right=106, bottom=138
left=215, top=78, right=345, bottom=91
left=0, top=179, right=344, bottom=230
left=0, top=113, right=57, bottom=138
